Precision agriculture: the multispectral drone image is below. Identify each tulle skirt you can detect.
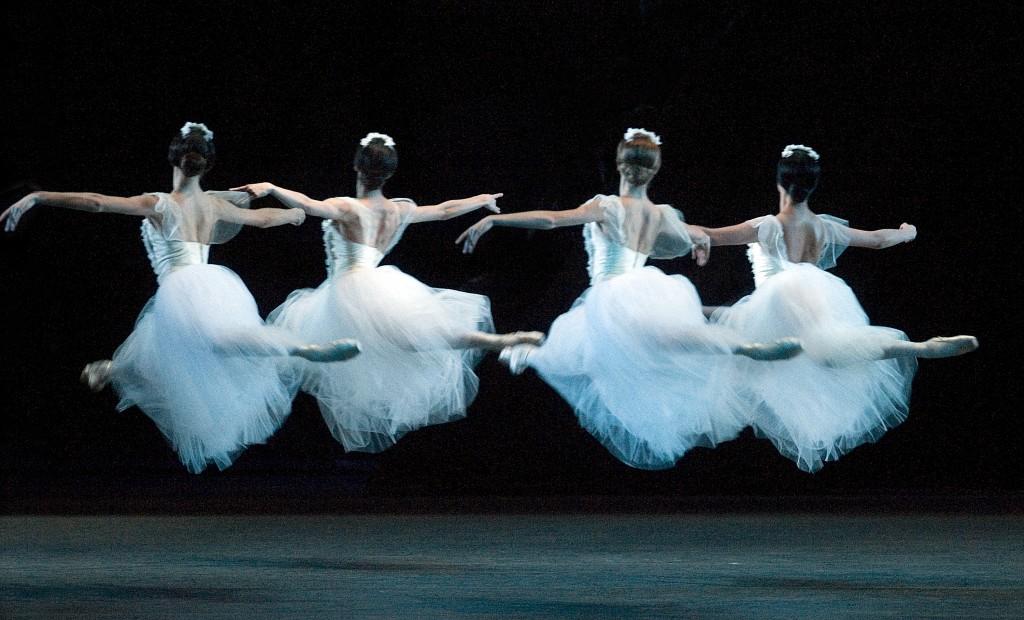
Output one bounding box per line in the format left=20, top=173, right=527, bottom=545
left=528, top=266, right=748, bottom=470
left=111, top=265, right=299, bottom=473
left=269, top=265, right=493, bottom=452
left=712, top=264, right=917, bottom=472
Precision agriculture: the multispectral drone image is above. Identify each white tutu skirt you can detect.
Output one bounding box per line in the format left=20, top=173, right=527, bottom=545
left=713, top=264, right=917, bottom=472
left=269, top=266, right=493, bottom=452
left=111, top=265, right=299, bottom=473
left=528, top=267, right=748, bottom=470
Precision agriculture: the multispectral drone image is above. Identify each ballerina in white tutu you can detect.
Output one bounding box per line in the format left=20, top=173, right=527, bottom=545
left=697, top=144, right=978, bottom=472
left=1, top=122, right=360, bottom=473
left=232, top=132, right=543, bottom=453
left=457, top=129, right=801, bottom=469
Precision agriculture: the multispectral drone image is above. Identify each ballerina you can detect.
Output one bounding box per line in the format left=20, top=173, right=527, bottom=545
left=457, top=129, right=801, bottom=470
left=697, top=143, right=978, bottom=472
left=1, top=122, right=360, bottom=473
left=232, top=132, right=542, bottom=453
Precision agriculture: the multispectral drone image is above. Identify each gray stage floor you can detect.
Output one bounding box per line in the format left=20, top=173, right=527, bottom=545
left=2, top=514, right=1022, bottom=618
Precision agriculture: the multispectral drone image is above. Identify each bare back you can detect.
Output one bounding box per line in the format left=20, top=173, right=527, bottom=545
left=775, top=210, right=828, bottom=264
left=147, top=190, right=252, bottom=245
left=329, top=196, right=416, bottom=254
left=600, top=196, right=679, bottom=256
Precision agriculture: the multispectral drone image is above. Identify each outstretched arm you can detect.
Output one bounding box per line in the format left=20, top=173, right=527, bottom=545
left=842, top=223, right=916, bottom=249
left=692, top=222, right=759, bottom=247
left=231, top=182, right=356, bottom=221
left=409, top=193, right=503, bottom=224
left=1, top=191, right=158, bottom=232
left=218, top=205, right=306, bottom=228
left=456, top=198, right=603, bottom=253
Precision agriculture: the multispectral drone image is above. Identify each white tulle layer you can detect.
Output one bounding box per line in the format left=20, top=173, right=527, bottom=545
left=713, top=264, right=917, bottom=472
left=528, top=267, right=748, bottom=470
left=270, top=266, right=493, bottom=452
left=111, top=265, right=300, bottom=473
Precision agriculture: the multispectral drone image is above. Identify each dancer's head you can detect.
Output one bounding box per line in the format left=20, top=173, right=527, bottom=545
left=617, top=128, right=662, bottom=186
left=168, top=122, right=216, bottom=178
left=354, top=132, right=398, bottom=191
left=777, top=144, right=820, bottom=203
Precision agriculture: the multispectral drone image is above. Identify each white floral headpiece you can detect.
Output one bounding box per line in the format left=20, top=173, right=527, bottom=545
left=623, top=128, right=662, bottom=146
left=180, top=122, right=214, bottom=141
left=360, top=132, right=396, bottom=148
left=781, top=144, right=820, bottom=160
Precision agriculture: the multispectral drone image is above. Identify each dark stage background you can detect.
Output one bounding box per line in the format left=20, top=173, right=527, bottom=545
left=2, top=2, right=1021, bottom=511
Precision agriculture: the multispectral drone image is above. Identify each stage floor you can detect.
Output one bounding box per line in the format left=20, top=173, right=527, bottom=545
left=2, top=514, right=1022, bottom=618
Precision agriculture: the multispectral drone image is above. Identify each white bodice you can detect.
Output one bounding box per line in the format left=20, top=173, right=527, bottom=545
left=746, top=241, right=786, bottom=288
left=745, top=214, right=850, bottom=288
left=322, top=220, right=386, bottom=277
left=141, top=219, right=210, bottom=282
left=584, top=222, right=649, bottom=284
left=580, top=195, right=697, bottom=285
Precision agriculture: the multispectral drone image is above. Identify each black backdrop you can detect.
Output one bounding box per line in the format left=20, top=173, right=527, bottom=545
left=3, top=2, right=1020, bottom=508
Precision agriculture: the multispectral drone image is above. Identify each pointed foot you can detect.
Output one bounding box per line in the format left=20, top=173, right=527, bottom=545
left=80, top=360, right=113, bottom=392
left=920, top=335, right=979, bottom=358
left=293, top=339, right=362, bottom=362
left=734, top=337, right=803, bottom=361
left=498, top=343, right=538, bottom=375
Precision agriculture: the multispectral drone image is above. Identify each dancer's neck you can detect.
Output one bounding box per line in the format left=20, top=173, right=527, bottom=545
left=619, top=178, right=650, bottom=201
left=171, top=169, right=203, bottom=195
left=778, top=192, right=810, bottom=216
left=355, top=178, right=385, bottom=200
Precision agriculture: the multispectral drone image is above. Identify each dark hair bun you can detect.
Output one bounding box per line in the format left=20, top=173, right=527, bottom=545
left=354, top=139, right=398, bottom=191
left=180, top=152, right=208, bottom=177
left=616, top=136, right=662, bottom=185
left=777, top=147, right=821, bottom=203
left=168, top=127, right=216, bottom=177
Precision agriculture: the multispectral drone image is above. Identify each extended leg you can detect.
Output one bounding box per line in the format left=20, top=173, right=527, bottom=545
left=212, top=327, right=361, bottom=362
left=664, top=325, right=803, bottom=361
left=880, top=335, right=979, bottom=360
left=452, top=330, right=546, bottom=352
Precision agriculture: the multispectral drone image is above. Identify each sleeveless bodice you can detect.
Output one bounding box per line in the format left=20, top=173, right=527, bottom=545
left=322, top=220, right=386, bottom=277
left=746, top=214, right=851, bottom=288
left=584, top=222, right=649, bottom=284
left=141, top=219, right=210, bottom=282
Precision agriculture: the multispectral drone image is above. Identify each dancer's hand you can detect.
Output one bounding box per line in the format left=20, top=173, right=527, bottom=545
left=230, top=183, right=275, bottom=199
left=690, top=228, right=711, bottom=266
left=0, top=193, right=37, bottom=232
left=471, top=193, right=502, bottom=214
left=456, top=217, right=494, bottom=254
left=287, top=208, right=306, bottom=226
left=900, top=223, right=917, bottom=243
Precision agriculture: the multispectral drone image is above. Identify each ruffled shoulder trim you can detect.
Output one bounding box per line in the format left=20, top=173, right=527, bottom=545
left=747, top=214, right=787, bottom=257
left=815, top=213, right=851, bottom=269
left=145, top=192, right=172, bottom=214
left=592, top=194, right=626, bottom=245
left=647, top=203, right=694, bottom=259
left=206, top=190, right=252, bottom=210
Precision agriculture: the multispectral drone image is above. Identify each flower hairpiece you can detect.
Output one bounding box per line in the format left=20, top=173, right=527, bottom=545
left=623, top=128, right=663, bottom=146
left=781, top=144, right=820, bottom=160
left=180, top=122, right=214, bottom=141
left=360, top=132, right=396, bottom=148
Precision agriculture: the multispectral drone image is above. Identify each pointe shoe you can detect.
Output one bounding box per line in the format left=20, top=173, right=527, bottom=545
left=734, top=337, right=803, bottom=361
left=920, top=335, right=979, bottom=358
left=499, top=343, right=537, bottom=375
left=80, top=360, right=113, bottom=392
left=498, top=331, right=545, bottom=347
left=293, top=339, right=362, bottom=362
